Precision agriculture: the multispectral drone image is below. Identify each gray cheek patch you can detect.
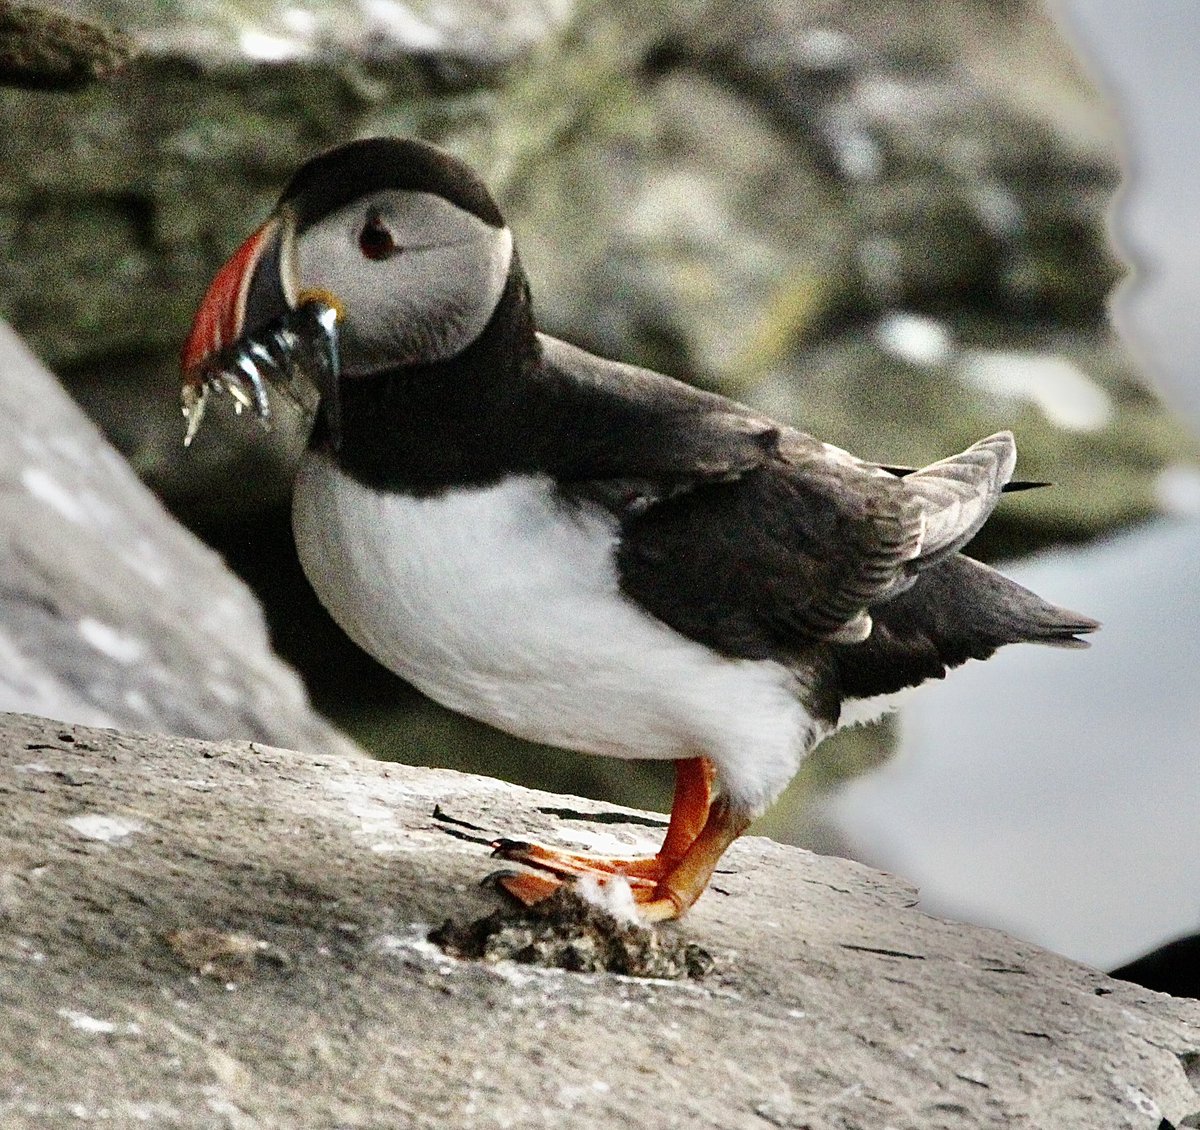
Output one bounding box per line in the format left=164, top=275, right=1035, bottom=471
left=346, top=231, right=512, bottom=368
left=296, top=191, right=513, bottom=374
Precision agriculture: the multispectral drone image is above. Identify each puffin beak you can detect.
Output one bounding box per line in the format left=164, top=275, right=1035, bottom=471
left=181, top=213, right=292, bottom=385
left=180, top=211, right=344, bottom=449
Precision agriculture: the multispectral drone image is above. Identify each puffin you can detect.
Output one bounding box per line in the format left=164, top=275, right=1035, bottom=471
left=181, top=137, right=1098, bottom=922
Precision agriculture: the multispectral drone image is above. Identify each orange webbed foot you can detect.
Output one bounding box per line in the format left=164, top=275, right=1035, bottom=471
left=488, top=758, right=749, bottom=922
left=489, top=868, right=563, bottom=907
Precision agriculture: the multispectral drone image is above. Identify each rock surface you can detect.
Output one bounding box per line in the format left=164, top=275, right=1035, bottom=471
left=2, top=710, right=1199, bottom=1129
left=0, top=0, right=132, bottom=90
left=0, top=319, right=357, bottom=756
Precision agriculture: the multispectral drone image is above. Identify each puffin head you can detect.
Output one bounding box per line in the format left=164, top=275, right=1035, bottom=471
left=181, top=138, right=517, bottom=446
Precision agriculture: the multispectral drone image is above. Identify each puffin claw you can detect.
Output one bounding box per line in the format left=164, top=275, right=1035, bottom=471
left=490, top=837, right=532, bottom=858
left=489, top=869, right=562, bottom=907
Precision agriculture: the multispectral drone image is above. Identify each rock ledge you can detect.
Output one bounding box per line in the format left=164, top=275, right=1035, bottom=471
left=2, top=711, right=1198, bottom=1129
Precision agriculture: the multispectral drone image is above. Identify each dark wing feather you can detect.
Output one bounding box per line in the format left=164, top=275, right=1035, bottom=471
left=537, top=335, right=779, bottom=490
left=613, top=455, right=925, bottom=659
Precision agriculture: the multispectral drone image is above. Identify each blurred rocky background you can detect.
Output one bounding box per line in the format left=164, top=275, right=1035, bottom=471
left=2, top=1, right=1198, bottom=955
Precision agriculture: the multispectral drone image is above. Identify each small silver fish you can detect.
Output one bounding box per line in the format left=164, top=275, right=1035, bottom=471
left=181, top=300, right=340, bottom=448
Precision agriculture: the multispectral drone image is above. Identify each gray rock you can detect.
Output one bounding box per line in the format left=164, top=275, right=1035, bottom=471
left=56, top=0, right=574, bottom=68
left=0, top=318, right=357, bottom=755
left=0, top=0, right=132, bottom=90
left=2, top=710, right=1199, bottom=1128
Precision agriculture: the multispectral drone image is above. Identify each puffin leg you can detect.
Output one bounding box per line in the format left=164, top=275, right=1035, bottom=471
left=636, top=797, right=752, bottom=923
left=653, top=756, right=717, bottom=867
left=493, top=757, right=714, bottom=906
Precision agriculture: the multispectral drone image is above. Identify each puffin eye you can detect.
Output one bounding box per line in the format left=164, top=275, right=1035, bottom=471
left=358, top=215, right=398, bottom=261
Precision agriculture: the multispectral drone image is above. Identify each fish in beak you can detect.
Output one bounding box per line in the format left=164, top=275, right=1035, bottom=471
left=179, top=211, right=343, bottom=448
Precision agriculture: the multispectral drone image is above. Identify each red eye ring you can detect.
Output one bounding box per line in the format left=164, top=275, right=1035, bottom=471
left=359, top=217, right=398, bottom=261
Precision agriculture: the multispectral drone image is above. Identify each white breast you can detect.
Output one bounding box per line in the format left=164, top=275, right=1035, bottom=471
left=291, top=452, right=823, bottom=814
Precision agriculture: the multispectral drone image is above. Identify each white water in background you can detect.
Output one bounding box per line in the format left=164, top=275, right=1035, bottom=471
left=832, top=519, right=1200, bottom=969
left=1054, top=1, right=1200, bottom=437
left=830, top=2, right=1200, bottom=971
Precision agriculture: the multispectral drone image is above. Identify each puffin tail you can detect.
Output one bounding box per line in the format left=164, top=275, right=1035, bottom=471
left=834, top=554, right=1098, bottom=702
left=895, top=431, right=1098, bottom=647
left=973, top=560, right=1100, bottom=649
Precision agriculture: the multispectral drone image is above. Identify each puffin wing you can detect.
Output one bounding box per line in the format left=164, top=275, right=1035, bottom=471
left=536, top=335, right=781, bottom=490
left=609, top=430, right=1035, bottom=658
left=895, top=430, right=1017, bottom=568
left=610, top=439, right=926, bottom=655
left=539, top=336, right=935, bottom=650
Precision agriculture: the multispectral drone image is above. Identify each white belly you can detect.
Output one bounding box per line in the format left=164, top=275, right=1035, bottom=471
left=291, top=452, right=822, bottom=813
